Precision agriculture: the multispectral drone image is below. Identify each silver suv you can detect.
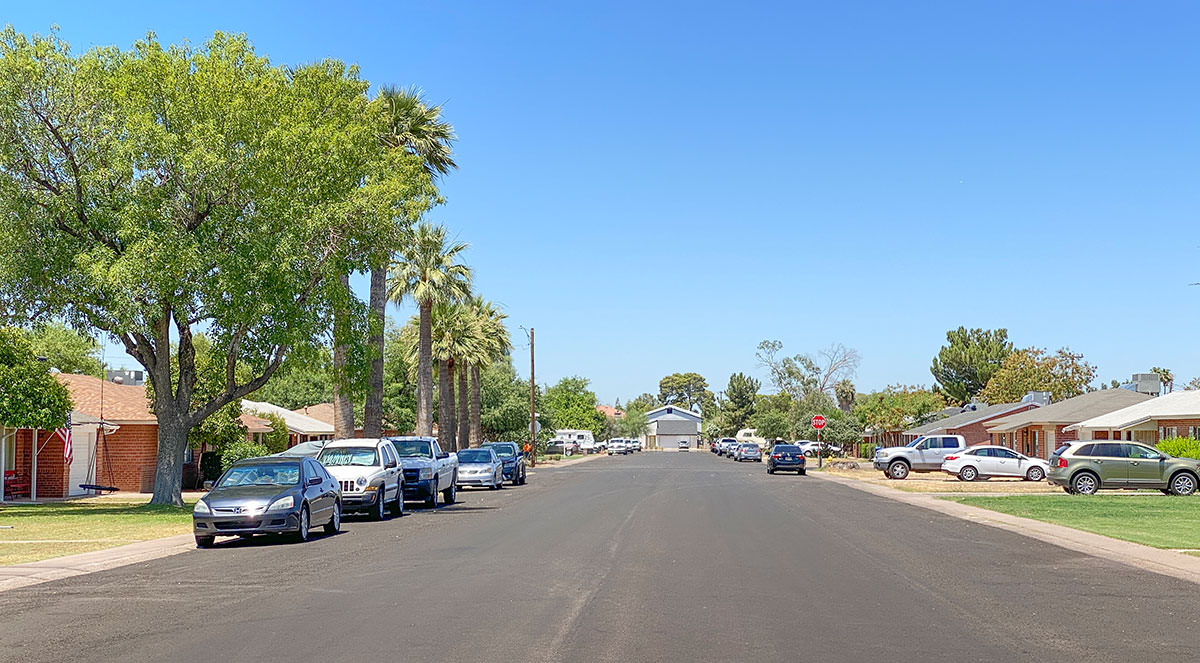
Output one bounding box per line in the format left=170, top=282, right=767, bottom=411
left=873, top=435, right=967, bottom=480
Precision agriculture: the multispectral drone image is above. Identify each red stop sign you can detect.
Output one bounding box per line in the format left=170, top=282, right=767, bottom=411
left=811, top=415, right=827, bottom=430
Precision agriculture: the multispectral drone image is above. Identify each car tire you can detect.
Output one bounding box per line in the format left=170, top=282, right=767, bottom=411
left=324, top=501, right=341, bottom=535
left=1071, top=471, right=1100, bottom=495
left=426, top=481, right=438, bottom=509
left=1169, top=472, right=1197, bottom=496
left=520, top=469, right=527, bottom=485
left=443, top=477, right=457, bottom=504
left=295, top=505, right=311, bottom=542
left=392, top=488, right=405, bottom=517
left=1063, top=486, right=1075, bottom=494
left=959, top=466, right=978, bottom=482
left=195, top=535, right=215, bottom=548
left=888, top=460, right=910, bottom=480
left=1026, top=467, right=1045, bottom=482
left=373, top=488, right=387, bottom=521
left=1161, top=489, right=1172, bottom=495
left=767, top=467, right=774, bottom=474
left=799, top=468, right=806, bottom=476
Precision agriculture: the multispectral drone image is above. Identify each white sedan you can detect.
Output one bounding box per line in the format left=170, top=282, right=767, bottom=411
left=941, top=445, right=1049, bottom=482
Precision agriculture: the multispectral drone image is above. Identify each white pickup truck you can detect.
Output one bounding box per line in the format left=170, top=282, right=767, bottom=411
left=872, top=434, right=967, bottom=480
left=390, top=436, right=458, bottom=507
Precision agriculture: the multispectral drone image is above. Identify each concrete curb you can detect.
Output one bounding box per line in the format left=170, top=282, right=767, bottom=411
left=811, top=471, right=1200, bottom=586
left=0, top=533, right=195, bottom=593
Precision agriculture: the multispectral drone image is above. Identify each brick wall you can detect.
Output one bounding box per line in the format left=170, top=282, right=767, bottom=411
left=1156, top=418, right=1200, bottom=440
left=9, top=429, right=70, bottom=499
left=94, top=424, right=160, bottom=492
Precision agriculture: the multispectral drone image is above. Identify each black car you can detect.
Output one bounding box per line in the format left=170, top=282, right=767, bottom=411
left=483, top=441, right=527, bottom=486
left=766, top=444, right=806, bottom=475
left=193, top=456, right=341, bottom=547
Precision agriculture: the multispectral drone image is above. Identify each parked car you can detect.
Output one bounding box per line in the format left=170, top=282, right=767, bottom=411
left=713, top=438, right=735, bottom=454
left=678, top=440, right=689, bottom=451
left=629, top=438, right=643, bottom=452
left=766, top=444, right=806, bottom=475
left=193, top=456, right=340, bottom=548
left=551, top=430, right=591, bottom=456
left=1047, top=441, right=1200, bottom=496
left=608, top=439, right=631, bottom=455
left=797, top=440, right=843, bottom=458
left=456, top=447, right=506, bottom=490
left=482, top=441, right=527, bottom=485
left=941, top=445, right=1048, bottom=482
left=873, top=435, right=967, bottom=480
left=272, top=439, right=328, bottom=458
left=391, top=436, right=459, bottom=507
left=733, top=443, right=762, bottom=462
left=316, top=438, right=404, bottom=519
left=716, top=438, right=738, bottom=456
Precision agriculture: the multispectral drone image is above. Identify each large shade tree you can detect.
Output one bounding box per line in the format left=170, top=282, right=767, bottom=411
left=0, top=29, right=424, bottom=504
left=930, top=327, right=1014, bottom=405
left=0, top=327, right=72, bottom=430
left=387, top=223, right=471, bottom=438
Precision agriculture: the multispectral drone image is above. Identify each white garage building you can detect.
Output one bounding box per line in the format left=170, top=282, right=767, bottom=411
left=645, top=405, right=701, bottom=450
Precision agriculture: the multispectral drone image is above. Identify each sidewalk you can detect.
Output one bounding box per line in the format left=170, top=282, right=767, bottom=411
left=812, top=471, right=1200, bottom=586
left=0, top=533, right=195, bottom=593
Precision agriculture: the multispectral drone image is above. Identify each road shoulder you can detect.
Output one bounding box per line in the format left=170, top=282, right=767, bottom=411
left=811, top=470, right=1200, bottom=586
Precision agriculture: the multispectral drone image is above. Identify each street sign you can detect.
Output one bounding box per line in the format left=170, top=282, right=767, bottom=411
left=811, top=415, right=827, bottom=430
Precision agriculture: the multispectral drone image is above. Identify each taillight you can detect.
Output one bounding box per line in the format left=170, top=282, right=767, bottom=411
left=1055, top=457, right=1067, bottom=468
left=771, top=454, right=781, bottom=459
left=945, top=455, right=958, bottom=461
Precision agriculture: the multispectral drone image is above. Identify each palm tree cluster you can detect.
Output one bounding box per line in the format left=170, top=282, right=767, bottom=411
left=331, top=86, right=512, bottom=451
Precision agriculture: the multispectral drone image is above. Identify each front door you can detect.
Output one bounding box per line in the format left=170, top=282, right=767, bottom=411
left=1124, top=443, right=1166, bottom=487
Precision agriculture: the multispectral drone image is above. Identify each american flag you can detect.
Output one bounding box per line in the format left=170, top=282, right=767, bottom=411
left=55, top=413, right=72, bottom=466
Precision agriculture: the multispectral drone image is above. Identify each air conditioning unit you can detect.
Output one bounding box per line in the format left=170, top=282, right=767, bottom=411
left=1130, top=373, right=1162, bottom=396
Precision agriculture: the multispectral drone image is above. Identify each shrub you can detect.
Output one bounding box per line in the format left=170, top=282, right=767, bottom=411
left=1157, top=437, right=1200, bottom=460
left=199, top=452, right=224, bottom=482
left=221, top=440, right=271, bottom=472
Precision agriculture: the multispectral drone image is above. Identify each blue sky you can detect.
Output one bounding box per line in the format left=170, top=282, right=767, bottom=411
left=8, top=1, right=1200, bottom=402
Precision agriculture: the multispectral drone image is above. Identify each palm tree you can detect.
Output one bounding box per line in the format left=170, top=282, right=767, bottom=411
left=430, top=302, right=484, bottom=451
left=468, top=297, right=511, bottom=447
left=364, top=87, right=458, bottom=438
left=388, top=223, right=471, bottom=438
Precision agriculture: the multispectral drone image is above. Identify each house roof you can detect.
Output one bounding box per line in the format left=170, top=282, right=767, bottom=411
left=903, top=401, right=1035, bottom=436
left=1066, top=390, right=1200, bottom=432
left=56, top=373, right=155, bottom=424
left=645, top=405, right=701, bottom=422
left=238, top=412, right=274, bottom=434
left=292, top=403, right=336, bottom=425
left=986, top=390, right=1153, bottom=433
left=596, top=405, right=624, bottom=419
left=242, top=400, right=333, bottom=436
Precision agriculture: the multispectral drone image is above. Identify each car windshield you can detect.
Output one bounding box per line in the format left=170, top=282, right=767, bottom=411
left=906, top=436, right=926, bottom=448
left=394, top=440, right=433, bottom=458
left=216, top=462, right=300, bottom=488
left=459, top=449, right=493, bottom=463
left=318, top=447, right=378, bottom=466
left=487, top=444, right=517, bottom=458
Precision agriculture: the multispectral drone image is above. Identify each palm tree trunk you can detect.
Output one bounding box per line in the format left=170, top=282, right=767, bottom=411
left=417, top=299, right=433, bottom=436
left=457, top=359, right=469, bottom=447
left=439, top=357, right=456, bottom=451
left=332, top=272, right=355, bottom=439
left=469, top=363, right=482, bottom=447
left=363, top=261, right=386, bottom=437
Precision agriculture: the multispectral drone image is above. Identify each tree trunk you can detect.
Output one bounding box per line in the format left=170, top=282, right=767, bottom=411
left=363, top=261, right=386, bottom=437
left=417, top=299, right=434, bottom=436
left=149, top=410, right=188, bottom=507
left=332, top=273, right=355, bottom=439
left=439, top=357, right=455, bottom=451
left=469, top=363, right=482, bottom=447
left=457, top=359, right=469, bottom=447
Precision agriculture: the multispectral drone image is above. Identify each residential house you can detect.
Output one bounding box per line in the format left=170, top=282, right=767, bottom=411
left=1065, top=390, right=1200, bottom=445
left=241, top=400, right=334, bottom=446
left=985, top=389, right=1153, bottom=460
left=901, top=397, right=1044, bottom=447
left=646, top=405, right=700, bottom=449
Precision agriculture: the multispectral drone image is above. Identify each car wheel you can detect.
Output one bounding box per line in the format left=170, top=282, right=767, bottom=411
left=1161, top=489, right=1172, bottom=495
left=1026, top=466, right=1045, bottom=482
left=426, top=481, right=438, bottom=509
left=1071, top=471, right=1099, bottom=495
left=443, top=478, right=457, bottom=504
left=767, top=467, right=774, bottom=474
left=520, top=469, right=527, bottom=485
left=374, top=489, right=387, bottom=521
left=1063, top=486, right=1075, bottom=495
left=295, top=505, right=311, bottom=542
left=324, top=501, right=341, bottom=535
left=798, top=468, right=806, bottom=476
left=888, top=460, right=910, bottom=480
left=392, top=488, right=405, bottom=517
left=1169, top=472, right=1197, bottom=496
left=959, top=466, right=978, bottom=482
left=195, top=535, right=215, bottom=548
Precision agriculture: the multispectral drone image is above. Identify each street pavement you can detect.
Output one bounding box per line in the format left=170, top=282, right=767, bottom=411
left=0, top=451, right=1197, bottom=662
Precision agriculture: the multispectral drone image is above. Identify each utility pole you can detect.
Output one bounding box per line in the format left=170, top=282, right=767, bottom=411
left=529, top=327, right=536, bottom=468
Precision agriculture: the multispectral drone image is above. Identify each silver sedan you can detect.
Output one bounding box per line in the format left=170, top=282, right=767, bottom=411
left=455, top=447, right=505, bottom=490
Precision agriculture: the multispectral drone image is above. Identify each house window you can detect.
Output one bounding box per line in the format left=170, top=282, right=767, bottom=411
left=1161, top=426, right=1178, bottom=439
left=1190, top=426, right=1200, bottom=440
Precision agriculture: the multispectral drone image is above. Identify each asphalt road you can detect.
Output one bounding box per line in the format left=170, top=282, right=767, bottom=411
left=1, top=451, right=1198, bottom=662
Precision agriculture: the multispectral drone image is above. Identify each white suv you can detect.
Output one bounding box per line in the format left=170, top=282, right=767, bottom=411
left=316, top=438, right=405, bottom=519
left=607, top=439, right=630, bottom=455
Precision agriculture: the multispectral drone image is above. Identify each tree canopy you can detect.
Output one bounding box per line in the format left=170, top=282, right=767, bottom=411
left=658, top=372, right=712, bottom=413
left=27, top=322, right=104, bottom=378
left=978, top=347, right=1096, bottom=404
left=853, top=385, right=946, bottom=435
left=0, top=327, right=72, bottom=429
left=930, top=327, right=1013, bottom=404
left=543, top=376, right=605, bottom=440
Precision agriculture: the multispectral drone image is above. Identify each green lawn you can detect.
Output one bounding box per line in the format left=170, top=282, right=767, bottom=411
left=947, top=495, right=1200, bottom=550
left=0, top=500, right=193, bottom=566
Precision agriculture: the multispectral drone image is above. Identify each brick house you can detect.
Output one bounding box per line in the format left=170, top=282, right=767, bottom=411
left=1065, top=390, right=1200, bottom=445
left=901, top=399, right=1042, bottom=447
left=985, top=389, right=1152, bottom=460
left=241, top=399, right=333, bottom=446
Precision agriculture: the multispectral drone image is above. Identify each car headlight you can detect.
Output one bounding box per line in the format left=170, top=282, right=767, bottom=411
left=266, top=495, right=294, bottom=512
left=418, top=468, right=433, bottom=480
left=355, top=476, right=367, bottom=487
left=193, top=500, right=211, bottom=515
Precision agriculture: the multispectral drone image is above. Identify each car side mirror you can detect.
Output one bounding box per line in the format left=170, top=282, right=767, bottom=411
left=386, top=460, right=397, bottom=469
left=438, top=452, right=449, bottom=459
left=308, top=476, right=322, bottom=486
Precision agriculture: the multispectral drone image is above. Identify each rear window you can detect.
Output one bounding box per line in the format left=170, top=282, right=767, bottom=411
left=1072, top=444, right=1095, bottom=456
left=773, top=445, right=799, bottom=453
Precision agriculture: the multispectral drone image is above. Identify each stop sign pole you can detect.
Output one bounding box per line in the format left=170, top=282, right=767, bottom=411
left=812, top=415, right=827, bottom=469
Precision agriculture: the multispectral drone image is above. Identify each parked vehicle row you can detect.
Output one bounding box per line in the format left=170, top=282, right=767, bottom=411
left=607, top=438, right=642, bottom=455
left=193, top=436, right=534, bottom=548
